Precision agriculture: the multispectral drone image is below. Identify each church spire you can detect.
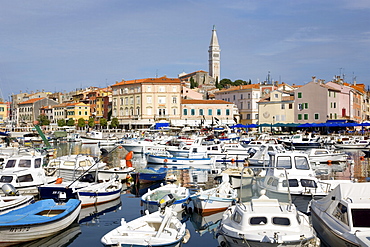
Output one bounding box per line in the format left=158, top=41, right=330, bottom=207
left=208, top=25, right=221, bottom=81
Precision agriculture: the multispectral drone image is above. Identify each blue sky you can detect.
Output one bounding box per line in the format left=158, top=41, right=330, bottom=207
left=1, top=0, right=370, bottom=100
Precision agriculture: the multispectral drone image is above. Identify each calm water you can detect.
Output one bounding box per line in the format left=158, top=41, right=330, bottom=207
left=18, top=143, right=366, bottom=247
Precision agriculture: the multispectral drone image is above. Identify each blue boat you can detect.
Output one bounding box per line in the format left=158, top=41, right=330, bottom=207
left=0, top=199, right=81, bottom=246
left=130, top=167, right=168, bottom=184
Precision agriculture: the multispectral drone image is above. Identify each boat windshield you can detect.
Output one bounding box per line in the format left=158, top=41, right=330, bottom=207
left=4, top=160, right=16, bottom=168
left=352, top=209, right=370, bottom=227
left=295, top=157, right=310, bottom=170
left=19, top=159, right=31, bottom=168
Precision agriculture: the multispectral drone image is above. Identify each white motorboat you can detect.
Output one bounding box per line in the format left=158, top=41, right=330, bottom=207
left=214, top=166, right=255, bottom=189
left=141, top=183, right=190, bottom=213
left=0, top=154, right=56, bottom=196
left=80, top=131, right=118, bottom=145
left=248, top=143, right=286, bottom=167
left=192, top=174, right=237, bottom=215
left=310, top=183, right=370, bottom=247
left=120, top=138, right=168, bottom=153
left=0, top=184, right=34, bottom=215
left=282, top=133, right=322, bottom=149
left=257, top=151, right=332, bottom=213
left=334, top=138, right=370, bottom=149
left=44, top=154, right=107, bottom=181
left=101, top=198, right=187, bottom=247
left=216, top=190, right=320, bottom=247
left=76, top=177, right=122, bottom=207
left=304, top=148, right=348, bottom=174
left=146, top=151, right=215, bottom=169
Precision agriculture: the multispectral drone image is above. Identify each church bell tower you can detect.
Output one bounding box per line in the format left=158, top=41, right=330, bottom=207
left=208, top=25, right=221, bottom=81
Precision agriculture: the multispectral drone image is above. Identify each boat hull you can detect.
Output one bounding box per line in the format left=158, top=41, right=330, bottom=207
left=78, top=187, right=122, bottom=207
left=0, top=199, right=81, bottom=246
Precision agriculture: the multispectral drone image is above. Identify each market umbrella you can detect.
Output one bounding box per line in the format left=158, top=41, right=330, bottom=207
left=230, top=124, right=247, bottom=128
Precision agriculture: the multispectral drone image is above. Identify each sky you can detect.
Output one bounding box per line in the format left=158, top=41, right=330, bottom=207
left=1, top=0, right=370, bottom=100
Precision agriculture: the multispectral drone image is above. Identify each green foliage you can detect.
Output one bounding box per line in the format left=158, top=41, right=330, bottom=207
left=36, top=114, right=50, bottom=126
left=107, top=110, right=112, bottom=121
left=57, top=119, right=66, bottom=127
left=218, top=78, right=252, bottom=89
left=77, top=118, right=86, bottom=128
left=88, top=117, right=95, bottom=128
left=100, top=118, right=108, bottom=128
left=110, top=117, right=119, bottom=128
left=190, top=77, right=196, bottom=89
left=66, top=118, right=75, bottom=126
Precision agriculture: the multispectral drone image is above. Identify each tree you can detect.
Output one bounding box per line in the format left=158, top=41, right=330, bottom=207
left=100, top=118, right=108, bottom=129
left=36, top=114, right=50, bottom=126
left=88, top=117, right=95, bottom=128
left=234, top=79, right=247, bottom=86
left=219, top=78, right=232, bottom=89
left=77, top=118, right=86, bottom=128
left=67, top=118, right=75, bottom=126
left=111, top=117, right=119, bottom=128
left=190, top=77, right=195, bottom=89
left=57, top=119, right=66, bottom=127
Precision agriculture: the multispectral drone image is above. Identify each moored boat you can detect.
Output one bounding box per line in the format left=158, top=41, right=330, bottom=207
left=0, top=198, right=81, bottom=246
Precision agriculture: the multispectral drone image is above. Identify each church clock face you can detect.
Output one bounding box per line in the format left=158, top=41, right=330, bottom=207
left=263, top=111, right=270, bottom=118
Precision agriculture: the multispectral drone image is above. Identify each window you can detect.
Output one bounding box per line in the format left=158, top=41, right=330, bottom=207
left=208, top=109, right=213, bottom=115
left=273, top=217, right=290, bottom=226
left=158, top=97, right=166, bottom=104
left=240, top=94, right=243, bottom=99
left=172, top=86, right=177, bottom=92
left=183, top=109, right=188, bottom=116
left=199, top=109, right=204, bottom=116
left=274, top=94, right=278, bottom=98
left=226, top=109, right=230, bottom=116
left=172, top=97, right=177, bottom=104
left=217, top=109, right=221, bottom=115
left=232, top=211, right=243, bottom=223
left=246, top=114, right=251, bottom=120
left=314, top=113, right=319, bottom=120
left=250, top=217, right=267, bottom=225
left=159, top=86, right=165, bottom=92
left=298, top=92, right=302, bottom=98
left=147, top=96, right=152, bottom=104
left=352, top=209, right=370, bottom=227
left=282, top=179, right=299, bottom=187
left=276, top=156, right=292, bottom=169
left=147, top=86, right=152, bottom=92
left=136, top=96, right=140, bottom=104
left=304, top=114, right=308, bottom=120
left=304, top=103, right=308, bottom=109
left=295, top=156, right=310, bottom=170
left=281, top=104, right=285, bottom=109
left=191, top=109, right=195, bottom=115
left=233, top=95, right=236, bottom=100
left=298, top=114, right=302, bottom=120
left=333, top=102, right=336, bottom=108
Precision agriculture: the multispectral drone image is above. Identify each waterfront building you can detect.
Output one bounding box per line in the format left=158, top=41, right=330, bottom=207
left=0, top=102, right=8, bottom=125
left=294, top=78, right=341, bottom=123
left=18, top=97, right=58, bottom=126
left=66, top=102, right=90, bottom=124
left=257, top=90, right=295, bottom=125
left=214, top=84, right=260, bottom=125
left=180, top=99, right=236, bottom=126
left=111, top=76, right=182, bottom=129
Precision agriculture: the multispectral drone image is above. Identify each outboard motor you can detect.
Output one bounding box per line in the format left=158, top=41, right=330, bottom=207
left=159, top=193, right=176, bottom=211
left=100, top=148, right=109, bottom=156
left=79, top=174, right=95, bottom=183
left=2, top=184, right=19, bottom=196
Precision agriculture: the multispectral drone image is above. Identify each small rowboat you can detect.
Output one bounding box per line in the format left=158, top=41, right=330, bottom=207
left=0, top=198, right=81, bottom=246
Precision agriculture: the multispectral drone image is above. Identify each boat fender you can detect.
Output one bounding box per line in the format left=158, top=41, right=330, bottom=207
left=125, top=151, right=134, bottom=161
left=55, top=177, right=63, bottom=184
left=164, top=159, right=168, bottom=163
left=231, top=158, right=235, bottom=163
left=360, top=156, right=365, bottom=161
left=126, top=160, right=133, bottom=167
left=217, top=235, right=228, bottom=247
left=327, top=160, right=332, bottom=165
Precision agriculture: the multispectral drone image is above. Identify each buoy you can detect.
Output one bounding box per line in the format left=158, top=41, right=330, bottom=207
left=360, top=156, right=365, bottom=161
left=126, top=160, right=133, bottom=167
left=55, top=177, right=63, bottom=184
left=125, top=151, right=134, bottom=161
left=164, top=159, right=168, bottom=163
left=327, top=160, right=332, bottom=166
left=231, top=158, right=235, bottom=163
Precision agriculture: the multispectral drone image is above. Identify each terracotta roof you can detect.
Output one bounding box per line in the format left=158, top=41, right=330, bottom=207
left=215, top=84, right=260, bottom=93
left=18, top=97, right=46, bottom=105
left=181, top=99, right=232, bottom=104
left=113, top=76, right=181, bottom=86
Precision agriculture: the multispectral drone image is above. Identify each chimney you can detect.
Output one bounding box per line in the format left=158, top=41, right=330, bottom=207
left=312, top=76, right=316, bottom=83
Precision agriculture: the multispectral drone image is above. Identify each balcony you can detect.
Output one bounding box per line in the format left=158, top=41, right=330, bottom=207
left=154, top=114, right=169, bottom=121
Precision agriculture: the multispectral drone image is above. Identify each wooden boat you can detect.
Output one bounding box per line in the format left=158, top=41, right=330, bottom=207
left=216, top=190, right=320, bottom=247
left=192, top=174, right=237, bottom=215
left=130, top=167, right=168, bottom=184
left=101, top=201, right=187, bottom=247
left=141, top=183, right=190, bottom=213
left=0, top=198, right=81, bottom=246
left=311, top=183, right=370, bottom=247
left=76, top=178, right=122, bottom=207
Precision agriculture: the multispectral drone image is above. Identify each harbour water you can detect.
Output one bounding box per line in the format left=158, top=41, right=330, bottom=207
left=16, top=142, right=366, bottom=246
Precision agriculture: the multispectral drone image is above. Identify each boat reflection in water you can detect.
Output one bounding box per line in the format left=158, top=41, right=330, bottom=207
left=190, top=210, right=223, bottom=236
left=78, top=197, right=122, bottom=224
left=19, top=223, right=81, bottom=247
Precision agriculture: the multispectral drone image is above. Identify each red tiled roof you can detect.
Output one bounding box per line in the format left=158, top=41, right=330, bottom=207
left=112, top=76, right=181, bottom=86
left=19, top=97, right=46, bottom=105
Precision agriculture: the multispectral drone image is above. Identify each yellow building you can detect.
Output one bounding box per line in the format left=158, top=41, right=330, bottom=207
left=0, top=102, right=7, bottom=124
left=66, top=102, right=90, bottom=123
